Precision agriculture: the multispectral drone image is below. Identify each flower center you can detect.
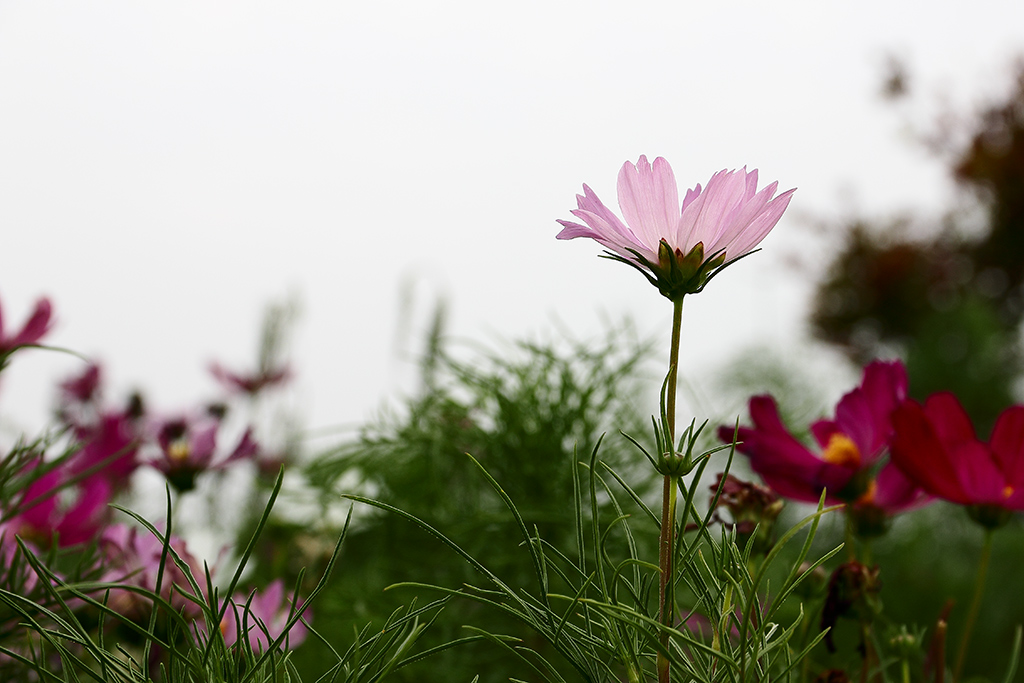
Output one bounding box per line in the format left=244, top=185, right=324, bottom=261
left=856, top=479, right=878, bottom=505
left=822, top=433, right=861, bottom=468
left=1003, top=485, right=1014, bottom=500
left=168, top=440, right=191, bottom=463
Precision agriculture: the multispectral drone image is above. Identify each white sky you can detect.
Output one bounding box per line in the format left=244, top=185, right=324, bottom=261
left=2, top=1, right=1024, bottom=440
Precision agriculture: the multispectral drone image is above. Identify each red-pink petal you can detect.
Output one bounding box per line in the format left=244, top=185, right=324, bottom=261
left=890, top=400, right=970, bottom=504
left=988, top=406, right=1024, bottom=488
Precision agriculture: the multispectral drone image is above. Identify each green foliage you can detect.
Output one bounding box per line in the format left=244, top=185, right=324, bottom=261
left=283, top=324, right=659, bottom=681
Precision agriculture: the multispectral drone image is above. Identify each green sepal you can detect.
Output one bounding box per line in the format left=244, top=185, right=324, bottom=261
left=603, top=240, right=750, bottom=302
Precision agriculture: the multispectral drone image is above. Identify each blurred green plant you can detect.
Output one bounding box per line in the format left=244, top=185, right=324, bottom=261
left=275, top=320, right=658, bottom=681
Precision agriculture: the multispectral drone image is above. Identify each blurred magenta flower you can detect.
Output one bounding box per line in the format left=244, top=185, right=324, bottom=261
left=61, top=362, right=102, bottom=404
left=216, top=579, right=310, bottom=651
left=147, top=416, right=258, bottom=492
left=719, top=360, right=927, bottom=528
left=11, top=463, right=113, bottom=547
left=0, top=295, right=52, bottom=357
left=99, top=523, right=203, bottom=618
left=68, top=413, right=142, bottom=488
left=557, top=156, right=795, bottom=300
left=209, top=361, right=291, bottom=396
left=891, top=393, right=1024, bottom=528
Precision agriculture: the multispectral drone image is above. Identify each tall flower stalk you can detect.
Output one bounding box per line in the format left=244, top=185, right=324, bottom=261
left=559, top=156, right=793, bottom=682
left=657, top=298, right=683, bottom=683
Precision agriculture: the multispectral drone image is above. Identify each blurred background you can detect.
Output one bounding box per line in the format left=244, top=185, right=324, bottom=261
left=2, top=1, right=1024, bottom=437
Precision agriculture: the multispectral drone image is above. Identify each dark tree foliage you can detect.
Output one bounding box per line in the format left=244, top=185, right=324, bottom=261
left=811, top=66, right=1024, bottom=433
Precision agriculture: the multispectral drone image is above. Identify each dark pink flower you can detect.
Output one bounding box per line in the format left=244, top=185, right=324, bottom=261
left=0, top=296, right=52, bottom=356
left=11, top=463, right=113, bottom=547
left=216, top=579, right=310, bottom=651
left=147, top=416, right=258, bottom=492
left=557, top=157, right=794, bottom=300
left=68, top=413, right=142, bottom=487
left=891, top=393, right=1024, bottom=527
left=209, top=361, right=291, bottom=396
left=60, top=362, right=102, bottom=406
left=719, top=360, right=927, bottom=517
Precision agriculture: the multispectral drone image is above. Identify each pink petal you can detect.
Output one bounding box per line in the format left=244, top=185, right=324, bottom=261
left=719, top=187, right=795, bottom=259
left=872, top=462, right=929, bottom=512
left=810, top=419, right=841, bottom=450
left=616, top=156, right=680, bottom=251
left=5, top=298, right=53, bottom=350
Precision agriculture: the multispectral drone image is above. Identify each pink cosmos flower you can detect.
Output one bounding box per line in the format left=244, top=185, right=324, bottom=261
left=890, top=393, right=1024, bottom=528
left=0, top=295, right=52, bottom=356
left=60, top=362, right=102, bottom=406
left=215, top=579, right=310, bottom=651
left=557, top=156, right=795, bottom=300
left=147, top=416, right=258, bottom=492
left=67, top=413, right=142, bottom=488
left=99, top=523, right=203, bottom=619
left=719, top=360, right=928, bottom=533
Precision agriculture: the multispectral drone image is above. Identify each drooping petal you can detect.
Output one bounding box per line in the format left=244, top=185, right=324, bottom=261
left=726, top=396, right=850, bottom=503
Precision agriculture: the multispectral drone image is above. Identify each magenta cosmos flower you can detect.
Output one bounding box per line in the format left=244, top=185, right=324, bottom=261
left=10, top=461, right=113, bottom=547
left=147, top=416, right=258, bottom=493
left=557, top=156, right=795, bottom=300
left=719, top=360, right=928, bottom=535
left=209, top=361, right=291, bottom=396
left=891, top=394, right=1024, bottom=528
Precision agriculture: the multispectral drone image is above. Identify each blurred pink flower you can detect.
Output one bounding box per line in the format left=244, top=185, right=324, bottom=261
left=719, top=360, right=928, bottom=530
left=147, top=416, right=258, bottom=492
left=10, top=462, right=113, bottom=547
left=68, top=413, right=142, bottom=488
left=0, top=295, right=52, bottom=356
left=99, top=523, right=203, bottom=618
left=60, top=362, right=102, bottom=406
left=210, top=361, right=291, bottom=396
left=217, top=579, right=310, bottom=651
left=557, top=156, right=794, bottom=300
left=891, top=393, right=1024, bottom=528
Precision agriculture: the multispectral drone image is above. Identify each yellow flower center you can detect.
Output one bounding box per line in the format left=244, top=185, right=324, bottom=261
left=856, top=479, right=878, bottom=505
left=822, top=433, right=861, bottom=468
left=169, top=440, right=191, bottom=463
left=1003, top=485, right=1014, bottom=500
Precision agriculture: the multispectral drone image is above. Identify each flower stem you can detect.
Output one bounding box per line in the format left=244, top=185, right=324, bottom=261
left=954, top=528, right=994, bottom=682
left=658, top=298, right=684, bottom=683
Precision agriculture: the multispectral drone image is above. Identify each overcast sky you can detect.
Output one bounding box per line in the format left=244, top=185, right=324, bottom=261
left=2, top=1, right=1024, bottom=440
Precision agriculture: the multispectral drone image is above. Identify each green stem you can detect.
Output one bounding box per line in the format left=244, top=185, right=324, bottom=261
left=845, top=513, right=857, bottom=562
left=666, top=298, right=683, bottom=441
left=658, top=298, right=684, bottom=683
left=954, top=529, right=994, bottom=682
